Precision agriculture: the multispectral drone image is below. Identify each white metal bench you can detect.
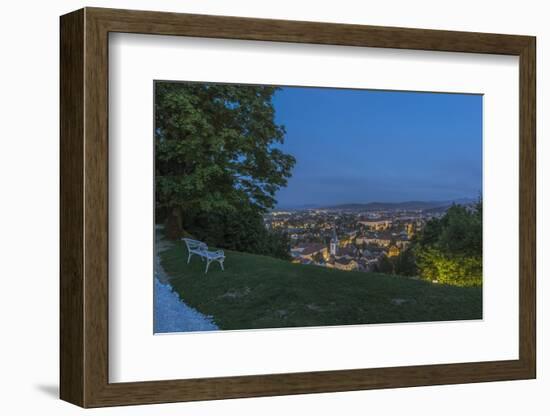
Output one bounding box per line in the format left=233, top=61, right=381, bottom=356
left=182, top=238, right=225, bottom=274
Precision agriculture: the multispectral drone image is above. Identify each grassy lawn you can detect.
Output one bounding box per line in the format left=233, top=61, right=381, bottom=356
left=160, top=240, right=482, bottom=330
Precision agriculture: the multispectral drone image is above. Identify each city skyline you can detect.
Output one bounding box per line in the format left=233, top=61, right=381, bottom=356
left=272, top=87, right=482, bottom=208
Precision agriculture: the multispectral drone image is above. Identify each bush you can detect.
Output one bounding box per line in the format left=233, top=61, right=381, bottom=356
left=413, top=201, right=482, bottom=287
left=393, top=248, right=418, bottom=277
left=182, top=206, right=291, bottom=260
left=415, top=247, right=482, bottom=287
left=374, top=255, right=394, bottom=274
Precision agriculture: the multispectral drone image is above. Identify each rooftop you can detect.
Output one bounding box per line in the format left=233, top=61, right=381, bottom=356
left=298, top=243, right=327, bottom=255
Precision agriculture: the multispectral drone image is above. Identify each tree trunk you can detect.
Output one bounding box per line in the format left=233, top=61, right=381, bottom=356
left=164, top=206, right=183, bottom=240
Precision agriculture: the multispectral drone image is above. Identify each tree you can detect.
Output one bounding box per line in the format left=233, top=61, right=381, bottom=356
left=155, top=82, right=296, bottom=239
left=394, top=248, right=417, bottom=277
left=375, top=255, right=394, bottom=274
left=184, top=203, right=291, bottom=260
left=413, top=202, right=482, bottom=286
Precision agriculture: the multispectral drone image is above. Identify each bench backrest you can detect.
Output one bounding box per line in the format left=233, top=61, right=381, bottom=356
left=182, top=238, right=207, bottom=251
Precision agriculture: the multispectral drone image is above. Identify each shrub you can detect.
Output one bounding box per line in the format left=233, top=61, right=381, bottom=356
left=413, top=201, right=482, bottom=286
left=415, top=247, right=482, bottom=287
left=393, top=248, right=418, bottom=277
left=182, top=206, right=291, bottom=260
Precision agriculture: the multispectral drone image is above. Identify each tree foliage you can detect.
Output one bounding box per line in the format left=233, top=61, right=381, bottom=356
left=413, top=202, right=482, bottom=287
left=393, top=248, right=417, bottom=277
left=155, top=82, right=295, bottom=215
left=374, top=255, right=394, bottom=274
left=183, top=203, right=291, bottom=260
left=155, top=82, right=296, bottom=258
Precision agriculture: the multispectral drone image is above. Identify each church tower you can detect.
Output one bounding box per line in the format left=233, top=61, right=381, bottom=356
left=330, top=225, right=339, bottom=256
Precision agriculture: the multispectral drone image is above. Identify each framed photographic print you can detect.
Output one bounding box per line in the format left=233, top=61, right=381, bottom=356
left=60, top=7, right=536, bottom=408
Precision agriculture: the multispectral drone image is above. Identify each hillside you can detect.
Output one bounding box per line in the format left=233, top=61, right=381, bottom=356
left=325, top=198, right=477, bottom=211
left=160, top=241, right=482, bottom=331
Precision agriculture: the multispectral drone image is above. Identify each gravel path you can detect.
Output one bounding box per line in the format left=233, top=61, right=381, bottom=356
left=153, top=228, right=219, bottom=333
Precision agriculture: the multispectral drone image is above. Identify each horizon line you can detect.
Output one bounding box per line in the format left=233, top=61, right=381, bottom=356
left=273, top=196, right=480, bottom=209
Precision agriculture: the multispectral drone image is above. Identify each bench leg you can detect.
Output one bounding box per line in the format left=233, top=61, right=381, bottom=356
left=219, top=260, right=224, bottom=271
left=205, top=259, right=211, bottom=274
left=187, top=252, right=192, bottom=264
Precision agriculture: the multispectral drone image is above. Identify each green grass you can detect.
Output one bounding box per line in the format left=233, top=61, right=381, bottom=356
left=160, top=240, right=482, bottom=330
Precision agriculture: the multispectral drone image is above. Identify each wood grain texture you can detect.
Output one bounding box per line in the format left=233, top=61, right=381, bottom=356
left=88, top=7, right=532, bottom=55
left=59, top=7, right=537, bottom=408
left=59, top=8, right=85, bottom=407
left=83, top=10, right=110, bottom=406
left=518, top=38, right=536, bottom=375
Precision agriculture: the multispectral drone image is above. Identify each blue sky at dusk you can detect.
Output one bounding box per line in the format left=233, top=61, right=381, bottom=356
left=272, top=87, right=482, bottom=208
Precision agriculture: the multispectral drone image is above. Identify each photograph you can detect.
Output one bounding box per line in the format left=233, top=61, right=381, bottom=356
left=153, top=81, right=483, bottom=333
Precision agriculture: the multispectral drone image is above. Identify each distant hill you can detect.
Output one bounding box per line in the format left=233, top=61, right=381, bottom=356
left=275, top=198, right=478, bottom=212
left=325, top=198, right=477, bottom=211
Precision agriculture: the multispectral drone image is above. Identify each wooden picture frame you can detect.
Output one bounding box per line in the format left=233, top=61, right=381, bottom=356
left=60, top=7, right=536, bottom=408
